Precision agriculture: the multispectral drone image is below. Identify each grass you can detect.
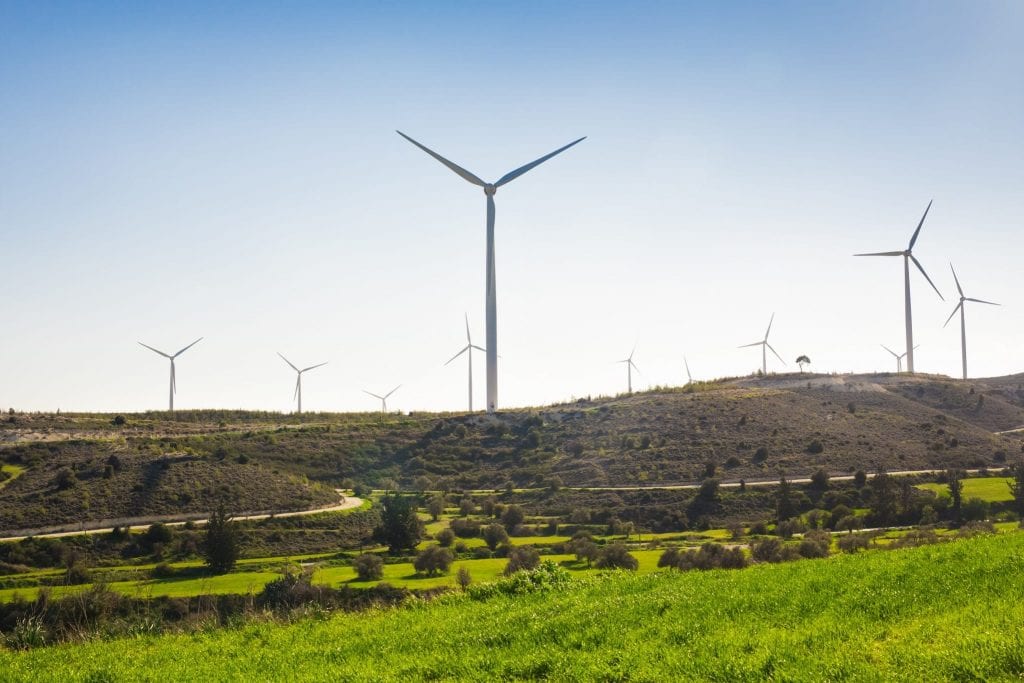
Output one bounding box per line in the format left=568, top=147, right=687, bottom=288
left=0, top=465, right=25, bottom=491
left=2, top=532, right=1023, bottom=680
left=917, top=476, right=1014, bottom=503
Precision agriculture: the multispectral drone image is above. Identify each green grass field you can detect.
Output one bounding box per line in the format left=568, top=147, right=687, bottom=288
left=917, top=476, right=1014, bottom=502
left=2, top=532, right=1022, bottom=681
left=0, top=464, right=25, bottom=491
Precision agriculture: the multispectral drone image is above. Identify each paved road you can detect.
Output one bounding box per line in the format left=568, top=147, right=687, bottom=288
left=0, top=493, right=364, bottom=543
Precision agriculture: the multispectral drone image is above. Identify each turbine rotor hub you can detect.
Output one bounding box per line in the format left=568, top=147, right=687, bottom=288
left=484, top=184, right=496, bottom=196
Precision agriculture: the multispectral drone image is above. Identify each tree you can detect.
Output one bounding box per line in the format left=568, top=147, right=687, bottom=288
left=413, top=475, right=432, bottom=494
left=481, top=523, right=509, bottom=551
left=435, top=528, right=456, bottom=547
left=796, top=355, right=811, bottom=373
left=427, top=494, right=445, bottom=521
left=459, top=498, right=476, bottom=516
left=353, top=553, right=383, bottom=580
left=203, top=504, right=239, bottom=574
left=500, top=505, right=525, bottom=530
left=456, top=566, right=472, bottom=591
left=853, top=469, right=867, bottom=489
left=869, top=469, right=897, bottom=526
left=572, top=539, right=599, bottom=566
left=1009, top=463, right=1024, bottom=521
left=947, top=469, right=964, bottom=524
left=504, top=545, right=540, bottom=575
left=414, top=546, right=453, bottom=576
left=810, top=468, right=829, bottom=492
left=595, top=543, right=638, bottom=570
left=376, top=495, right=423, bottom=553
left=775, top=474, right=797, bottom=522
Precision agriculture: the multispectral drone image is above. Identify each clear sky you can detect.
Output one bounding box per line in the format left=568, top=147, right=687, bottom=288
left=1, top=1, right=1022, bottom=414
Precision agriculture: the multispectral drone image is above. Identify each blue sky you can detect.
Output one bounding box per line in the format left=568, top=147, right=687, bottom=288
left=1, top=1, right=1022, bottom=413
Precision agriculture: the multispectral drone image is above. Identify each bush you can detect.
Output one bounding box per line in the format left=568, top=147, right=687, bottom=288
left=500, top=505, right=525, bottom=529
left=806, top=440, right=824, bottom=454
left=504, top=545, right=540, bottom=575
left=595, top=543, right=638, bottom=570
left=456, top=566, right=472, bottom=591
left=798, top=530, right=831, bottom=559
left=838, top=533, right=871, bottom=553
left=471, top=560, right=570, bottom=599
left=259, top=567, right=322, bottom=609
left=481, top=523, right=509, bottom=551
left=449, top=518, right=481, bottom=539
left=353, top=553, right=384, bottom=581
left=413, top=546, right=453, bottom=576
left=435, top=528, right=456, bottom=548
left=151, top=562, right=178, bottom=579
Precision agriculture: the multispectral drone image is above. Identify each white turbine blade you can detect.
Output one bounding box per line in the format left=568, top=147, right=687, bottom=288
left=965, top=297, right=1000, bottom=306
left=766, top=343, right=786, bottom=364
left=629, top=344, right=636, bottom=361
left=910, top=254, right=944, bottom=300
left=630, top=360, right=641, bottom=375
left=385, top=385, right=402, bottom=399
left=138, top=342, right=171, bottom=358
left=764, top=313, right=775, bottom=341
left=277, top=352, right=299, bottom=372
left=949, top=263, right=964, bottom=298
left=363, top=390, right=384, bottom=400
left=471, top=344, right=486, bottom=352
left=738, top=342, right=763, bottom=349
left=173, top=337, right=203, bottom=358
left=942, top=303, right=958, bottom=327
left=880, top=344, right=899, bottom=358
left=494, top=137, right=586, bottom=187
left=302, top=362, right=328, bottom=373
left=907, top=199, right=933, bottom=250
left=293, top=377, right=300, bottom=401
left=684, top=356, right=692, bottom=382
left=171, top=362, right=177, bottom=394
left=444, top=346, right=469, bottom=366
left=396, top=131, right=486, bottom=187
left=464, top=313, right=471, bottom=344
left=854, top=251, right=903, bottom=257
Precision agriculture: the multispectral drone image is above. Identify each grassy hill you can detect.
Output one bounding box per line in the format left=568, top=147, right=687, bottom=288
left=2, top=531, right=1022, bottom=681
left=1, top=373, right=1021, bottom=530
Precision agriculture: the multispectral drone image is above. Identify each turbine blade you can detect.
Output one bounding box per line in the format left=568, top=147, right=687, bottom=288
left=494, top=137, right=586, bottom=187
left=471, top=344, right=486, bottom=352
left=464, top=313, right=471, bottom=343
left=444, top=346, right=469, bottom=366
left=965, top=298, right=1000, bottom=306
left=766, top=343, right=786, bottom=364
left=907, top=199, right=933, bottom=250
left=171, top=362, right=177, bottom=394
left=385, top=385, right=401, bottom=399
left=880, top=344, right=899, bottom=358
left=277, top=352, right=299, bottom=372
left=173, top=337, right=203, bottom=358
left=396, top=131, right=486, bottom=187
left=363, top=390, right=384, bottom=400
left=302, top=362, right=328, bottom=373
left=854, top=251, right=904, bottom=257
left=294, top=377, right=300, bottom=401
left=764, top=313, right=775, bottom=341
left=138, top=342, right=171, bottom=358
left=910, top=254, right=944, bottom=300
left=949, top=263, right=964, bottom=298
left=629, top=344, right=636, bottom=361
left=738, top=342, right=763, bottom=349
left=943, top=302, right=962, bottom=328
left=684, top=356, right=692, bottom=382
left=630, top=360, right=641, bottom=375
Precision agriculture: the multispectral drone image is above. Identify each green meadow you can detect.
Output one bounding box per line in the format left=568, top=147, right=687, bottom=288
left=917, top=476, right=1014, bottom=503
left=2, top=532, right=1023, bottom=681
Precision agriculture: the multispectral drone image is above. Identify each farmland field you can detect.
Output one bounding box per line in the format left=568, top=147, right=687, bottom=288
left=917, top=476, right=1014, bottom=503
left=2, top=531, right=1022, bottom=681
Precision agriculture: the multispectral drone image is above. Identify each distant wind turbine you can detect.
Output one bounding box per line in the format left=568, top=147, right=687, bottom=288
left=618, top=346, right=640, bottom=393
left=881, top=344, right=918, bottom=373
left=444, top=314, right=486, bottom=412
left=277, top=353, right=327, bottom=414
left=684, top=356, right=693, bottom=385
left=397, top=131, right=585, bottom=414
left=137, top=338, right=203, bottom=412
left=945, top=264, right=1000, bottom=381
left=739, top=314, right=785, bottom=375
left=855, top=201, right=944, bottom=373
left=364, top=385, right=401, bottom=416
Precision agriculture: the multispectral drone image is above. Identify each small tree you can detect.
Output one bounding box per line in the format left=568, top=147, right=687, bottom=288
left=947, top=469, right=964, bottom=524
left=413, top=546, right=454, bottom=576
left=435, top=528, right=456, bottom=547
left=482, top=523, right=509, bottom=551
left=572, top=539, right=599, bottom=566
left=795, top=355, right=811, bottom=373
left=456, top=566, right=472, bottom=591
left=500, top=505, right=525, bottom=530
left=1009, top=462, right=1024, bottom=522
left=427, top=494, right=445, bottom=521
left=595, top=543, right=638, bottom=570
left=775, top=474, right=797, bottom=522
left=376, top=495, right=423, bottom=553
left=353, top=553, right=384, bottom=581
left=504, top=545, right=540, bottom=575
left=204, top=504, right=239, bottom=574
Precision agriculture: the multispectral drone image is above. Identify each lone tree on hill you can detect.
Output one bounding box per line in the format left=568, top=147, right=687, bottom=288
left=376, top=495, right=423, bottom=553
left=204, top=503, right=239, bottom=574
left=796, top=355, right=811, bottom=373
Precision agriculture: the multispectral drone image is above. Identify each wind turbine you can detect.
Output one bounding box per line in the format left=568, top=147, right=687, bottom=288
left=137, top=338, right=203, bottom=412
left=618, top=346, right=640, bottom=393
left=363, top=385, right=401, bottom=416
left=444, top=314, right=486, bottom=412
left=855, top=201, right=944, bottom=373
left=739, top=314, right=785, bottom=375
left=397, top=131, right=585, bottom=414
left=881, top=344, right=918, bottom=373
left=684, top=356, right=693, bottom=385
left=277, top=353, right=327, bottom=414
left=945, top=264, right=1000, bottom=380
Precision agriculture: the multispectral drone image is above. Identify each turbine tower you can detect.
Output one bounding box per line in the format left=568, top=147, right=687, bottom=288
left=444, top=314, right=486, bottom=412
left=881, top=344, right=917, bottom=373
left=137, top=338, right=203, bottom=412
left=397, top=131, right=585, bottom=414
left=739, top=314, right=785, bottom=375
left=363, top=385, right=401, bottom=416
left=277, top=353, right=327, bottom=414
left=945, top=264, right=1000, bottom=380
left=855, top=201, right=944, bottom=373
left=618, top=346, right=640, bottom=393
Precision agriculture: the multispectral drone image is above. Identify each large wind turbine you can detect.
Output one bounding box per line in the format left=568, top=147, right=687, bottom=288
left=881, top=344, right=918, bottom=373
left=739, top=314, right=784, bottom=375
left=945, top=264, right=1000, bottom=380
left=444, top=314, right=486, bottom=412
left=363, top=385, right=401, bottom=416
left=277, top=353, right=327, bottom=414
left=618, top=346, right=640, bottom=394
left=397, top=131, right=585, bottom=414
left=855, top=201, right=944, bottom=373
left=137, top=338, right=203, bottom=412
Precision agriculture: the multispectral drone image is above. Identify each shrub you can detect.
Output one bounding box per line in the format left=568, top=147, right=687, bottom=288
left=658, top=547, right=680, bottom=568
left=435, top=528, right=456, bottom=548
left=798, top=530, right=831, bottom=559
left=427, top=495, right=445, bottom=521
left=456, top=566, right=472, bottom=591
left=259, top=567, right=321, bottom=609
left=54, top=468, right=77, bottom=491
left=838, top=533, right=871, bottom=553
left=353, top=553, right=384, bottom=581
left=500, top=505, right=525, bottom=529
left=413, top=546, right=453, bottom=576
left=595, top=543, right=638, bottom=570
left=471, top=560, right=570, bottom=598
left=458, top=498, right=476, bottom=516
left=449, top=518, right=481, bottom=538
left=504, top=545, right=540, bottom=575
left=151, top=562, right=178, bottom=579
left=481, top=523, right=509, bottom=551
left=806, top=440, right=824, bottom=455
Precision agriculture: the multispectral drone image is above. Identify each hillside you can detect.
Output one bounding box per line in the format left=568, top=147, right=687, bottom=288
left=2, top=531, right=1022, bottom=680
left=1, top=373, right=1021, bottom=529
